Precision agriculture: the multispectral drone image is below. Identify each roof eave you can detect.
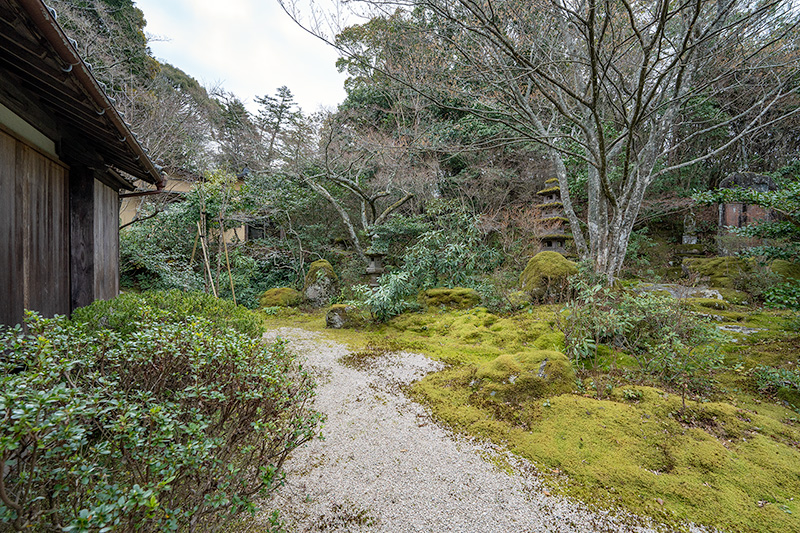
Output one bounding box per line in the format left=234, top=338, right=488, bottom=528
left=16, top=0, right=163, bottom=187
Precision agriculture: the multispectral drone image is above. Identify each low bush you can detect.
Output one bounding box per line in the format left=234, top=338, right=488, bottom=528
left=0, top=306, right=319, bottom=532
left=763, top=281, right=800, bottom=310
left=71, top=290, right=263, bottom=337
left=559, top=265, right=723, bottom=401
left=752, top=365, right=800, bottom=395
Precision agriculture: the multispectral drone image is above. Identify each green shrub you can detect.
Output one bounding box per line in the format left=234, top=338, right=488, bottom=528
left=355, top=270, right=419, bottom=322
left=732, top=262, right=783, bottom=301
left=753, top=365, right=800, bottom=395
left=763, top=281, right=800, bottom=309
left=0, top=310, right=319, bottom=532
left=400, top=202, right=502, bottom=289
left=71, top=290, right=263, bottom=337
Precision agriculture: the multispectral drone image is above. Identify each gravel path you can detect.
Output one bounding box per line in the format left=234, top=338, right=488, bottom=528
left=248, top=327, right=688, bottom=533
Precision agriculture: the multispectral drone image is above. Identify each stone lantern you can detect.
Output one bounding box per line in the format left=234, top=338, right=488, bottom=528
left=535, top=178, right=572, bottom=255
left=365, top=234, right=386, bottom=288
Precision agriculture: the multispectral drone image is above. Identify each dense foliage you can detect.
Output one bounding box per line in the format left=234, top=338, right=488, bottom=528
left=0, top=297, right=319, bottom=532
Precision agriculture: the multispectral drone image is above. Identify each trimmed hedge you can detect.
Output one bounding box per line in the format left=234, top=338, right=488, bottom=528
left=0, top=295, right=319, bottom=532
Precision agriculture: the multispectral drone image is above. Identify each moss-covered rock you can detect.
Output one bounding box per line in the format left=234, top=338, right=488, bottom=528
left=325, top=304, right=366, bottom=329
left=681, top=256, right=752, bottom=288
left=303, top=260, right=339, bottom=307
left=685, top=297, right=729, bottom=311
left=258, top=287, right=302, bottom=308
left=716, top=288, right=750, bottom=305
left=473, top=350, right=574, bottom=402
left=770, top=259, right=800, bottom=281
left=506, top=290, right=532, bottom=308
left=419, top=287, right=481, bottom=309
left=520, top=251, right=577, bottom=299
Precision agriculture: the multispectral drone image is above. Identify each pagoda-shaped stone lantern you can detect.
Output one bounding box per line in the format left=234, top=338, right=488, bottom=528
left=535, top=178, right=571, bottom=255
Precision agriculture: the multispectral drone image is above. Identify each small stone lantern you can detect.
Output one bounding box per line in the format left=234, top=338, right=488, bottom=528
left=365, top=235, right=386, bottom=288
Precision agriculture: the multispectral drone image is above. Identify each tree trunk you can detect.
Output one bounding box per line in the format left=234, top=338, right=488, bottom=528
left=305, top=179, right=368, bottom=263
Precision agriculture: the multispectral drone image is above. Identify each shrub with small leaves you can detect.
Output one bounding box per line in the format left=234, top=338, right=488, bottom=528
left=763, top=281, right=800, bottom=310
left=71, top=289, right=264, bottom=337
left=752, top=365, right=800, bottom=395
left=0, top=306, right=319, bottom=532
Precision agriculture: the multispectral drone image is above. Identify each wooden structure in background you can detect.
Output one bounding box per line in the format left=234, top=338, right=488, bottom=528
left=0, top=0, right=162, bottom=327
left=718, top=172, right=777, bottom=229
left=120, top=170, right=246, bottom=242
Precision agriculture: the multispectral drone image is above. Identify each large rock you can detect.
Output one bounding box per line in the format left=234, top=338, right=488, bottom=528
left=520, top=251, right=577, bottom=299
left=770, top=259, right=800, bottom=281
left=326, top=304, right=366, bottom=329
left=681, top=256, right=751, bottom=288
left=420, top=287, right=481, bottom=309
left=303, top=260, right=339, bottom=307
left=258, top=287, right=302, bottom=308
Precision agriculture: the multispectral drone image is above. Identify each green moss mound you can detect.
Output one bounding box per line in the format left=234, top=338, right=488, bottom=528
left=259, top=287, right=302, bottom=308
left=411, top=374, right=800, bottom=533
left=682, top=256, right=752, bottom=288
left=770, top=259, right=800, bottom=281
left=387, top=307, right=563, bottom=365
left=520, top=251, right=577, bottom=298
left=303, top=260, right=338, bottom=288
left=716, top=288, right=750, bottom=305
left=685, top=297, right=729, bottom=311
left=420, top=287, right=481, bottom=309
left=317, top=301, right=799, bottom=533
left=474, top=350, right=574, bottom=402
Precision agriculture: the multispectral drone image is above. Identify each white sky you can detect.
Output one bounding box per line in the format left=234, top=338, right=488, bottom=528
left=134, top=0, right=348, bottom=113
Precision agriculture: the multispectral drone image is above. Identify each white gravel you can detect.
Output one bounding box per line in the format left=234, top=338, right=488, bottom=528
left=248, top=327, right=702, bottom=533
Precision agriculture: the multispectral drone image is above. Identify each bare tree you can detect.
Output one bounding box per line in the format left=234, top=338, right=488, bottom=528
left=285, top=110, right=416, bottom=263
left=281, top=0, right=800, bottom=281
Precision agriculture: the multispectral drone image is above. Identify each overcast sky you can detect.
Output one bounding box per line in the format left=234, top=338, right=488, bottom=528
left=134, top=0, right=348, bottom=113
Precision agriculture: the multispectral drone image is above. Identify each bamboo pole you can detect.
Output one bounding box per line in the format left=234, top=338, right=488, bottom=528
left=189, top=227, right=199, bottom=267
left=220, top=213, right=237, bottom=306
left=197, top=221, right=217, bottom=297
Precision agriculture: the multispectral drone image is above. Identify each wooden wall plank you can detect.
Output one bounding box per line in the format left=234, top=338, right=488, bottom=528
left=17, top=143, right=69, bottom=318
left=93, top=179, right=119, bottom=301
left=0, top=129, right=23, bottom=327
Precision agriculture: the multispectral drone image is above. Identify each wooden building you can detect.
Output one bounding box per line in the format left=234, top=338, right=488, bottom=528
left=0, top=0, right=162, bottom=327
left=718, top=172, right=777, bottom=229
left=120, top=170, right=246, bottom=243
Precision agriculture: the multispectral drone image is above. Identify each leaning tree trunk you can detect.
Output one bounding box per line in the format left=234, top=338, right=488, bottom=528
left=305, top=179, right=368, bottom=264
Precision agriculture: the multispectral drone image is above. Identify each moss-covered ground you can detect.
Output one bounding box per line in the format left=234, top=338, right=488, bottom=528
left=262, top=304, right=800, bottom=533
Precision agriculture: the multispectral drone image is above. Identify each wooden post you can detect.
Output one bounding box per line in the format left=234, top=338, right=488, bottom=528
left=70, top=166, right=95, bottom=311
left=189, top=227, right=199, bottom=268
